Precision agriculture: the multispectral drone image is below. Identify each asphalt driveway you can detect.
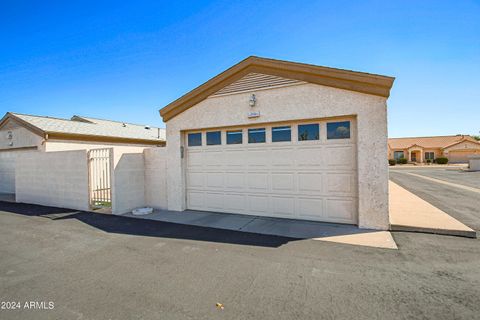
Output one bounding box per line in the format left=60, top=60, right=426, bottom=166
left=1, top=201, right=479, bottom=320
left=389, top=168, right=480, bottom=231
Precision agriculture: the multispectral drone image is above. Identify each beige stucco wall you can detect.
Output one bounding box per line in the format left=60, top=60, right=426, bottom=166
left=144, top=148, right=168, bottom=210
left=15, top=150, right=89, bottom=211
left=111, top=148, right=145, bottom=215
left=165, top=82, right=390, bottom=230
left=110, top=147, right=168, bottom=214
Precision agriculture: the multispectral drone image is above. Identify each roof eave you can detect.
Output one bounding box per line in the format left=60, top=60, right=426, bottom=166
left=45, top=132, right=166, bottom=145
left=0, top=112, right=46, bottom=137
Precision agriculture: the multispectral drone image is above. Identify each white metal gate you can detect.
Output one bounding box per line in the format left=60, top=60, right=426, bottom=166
left=88, top=148, right=113, bottom=210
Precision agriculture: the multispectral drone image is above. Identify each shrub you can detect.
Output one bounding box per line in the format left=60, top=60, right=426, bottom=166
left=397, top=158, right=408, bottom=164
left=435, top=157, right=448, bottom=164
left=389, top=159, right=396, bottom=166
left=426, top=159, right=431, bottom=164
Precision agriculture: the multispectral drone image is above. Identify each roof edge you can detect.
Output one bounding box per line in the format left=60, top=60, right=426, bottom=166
left=0, top=112, right=46, bottom=137
left=46, top=132, right=166, bottom=145
left=442, top=138, right=480, bottom=150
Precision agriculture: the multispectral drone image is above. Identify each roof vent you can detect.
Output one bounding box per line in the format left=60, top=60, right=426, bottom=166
left=145, top=125, right=151, bottom=130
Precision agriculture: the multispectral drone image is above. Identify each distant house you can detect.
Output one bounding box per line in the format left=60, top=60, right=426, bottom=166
left=388, top=135, right=480, bottom=163
left=0, top=112, right=165, bottom=194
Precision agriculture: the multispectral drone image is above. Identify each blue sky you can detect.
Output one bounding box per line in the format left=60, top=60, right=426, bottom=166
left=0, top=1, right=479, bottom=137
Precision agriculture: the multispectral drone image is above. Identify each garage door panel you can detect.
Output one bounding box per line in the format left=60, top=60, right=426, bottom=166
left=247, top=173, right=268, bottom=191
left=225, top=172, right=245, bottom=189
left=224, top=149, right=246, bottom=167
left=297, top=197, right=324, bottom=218
left=247, top=149, right=269, bottom=167
left=187, top=172, right=204, bottom=188
left=224, top=193, right=247, bottom=212
left=272, top=196, right=295, bottom=216
left=187, top=151, right=203, bottom=168
left=204, top=151, right=224, bottom=167
left=326, top=173, right=355, bottom=195
left=271, top=173, right=294, bottom=192
left=248, top=195, right=269, bottom=214
left=187, top=191, right=204, bottom=209
left=271, top=148, right=295, bottom=167
left=295, top=147, right=324, bottom=167
left=326, top=146, right=355, bottom=167
left=204, top=192, right=224, bottom=210
left=206, top=172, right=224, bottom=189
left=298, top=173, right=323, bottom=193
left=326, top=199, right=356, bottom=223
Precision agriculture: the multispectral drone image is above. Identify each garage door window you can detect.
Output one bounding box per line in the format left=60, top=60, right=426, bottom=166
left=206, top=131, right=221, bottom=145
left=327, top=121, right=350, bottom=139
left=188, top=133, right=202, bottom=146
left=227, top=130, right=243, bottom=144
left=272, top=126, right=291, bottom=142
left=298, top=124, right=319, bottom=141
left=248, top=128, right=266, bottom=143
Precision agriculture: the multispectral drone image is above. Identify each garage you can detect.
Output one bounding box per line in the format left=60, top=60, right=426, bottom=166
left=442, top=139, right=480, bottom=163
left=185, top=118, right=357, bottom=223
left=448, top=150, right=480, bottom=163
left=160, top=56, right=394, bottom=230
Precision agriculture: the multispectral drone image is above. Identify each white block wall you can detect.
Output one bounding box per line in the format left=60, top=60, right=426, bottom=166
left=144, top=147, right=167, bottom=209
left=111, top=149, right=145, bottom=214
left=15, top=150, right=89, bottom=211
left=0, top=150, right=35, bottom=193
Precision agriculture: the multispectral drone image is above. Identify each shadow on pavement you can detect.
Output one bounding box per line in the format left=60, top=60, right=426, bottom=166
left=0, top=201, right=295, bottom=248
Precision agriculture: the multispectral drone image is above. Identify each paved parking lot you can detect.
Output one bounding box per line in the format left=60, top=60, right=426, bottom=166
left=1, top=201, right=479, bottom=320
left=389, top=168, right=480, bottom=231
left=399, top=168, right=480, bottom=189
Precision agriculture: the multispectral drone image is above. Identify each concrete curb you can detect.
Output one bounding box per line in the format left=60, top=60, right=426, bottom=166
left=390, top=224, right=478, bottom=239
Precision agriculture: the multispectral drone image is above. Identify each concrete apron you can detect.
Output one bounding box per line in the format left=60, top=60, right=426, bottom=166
left=123, top=210, right=398, bottom=250
left=389, top=181, right=477, bottom=238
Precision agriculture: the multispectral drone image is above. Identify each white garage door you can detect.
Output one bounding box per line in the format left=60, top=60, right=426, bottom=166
left=185, top=118, right=358, bottom=224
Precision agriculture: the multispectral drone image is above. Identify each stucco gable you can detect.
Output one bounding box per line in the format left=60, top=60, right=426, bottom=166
left=443, top=139, right=480, bottom=151
left=159, top=56, right=395, bottom=122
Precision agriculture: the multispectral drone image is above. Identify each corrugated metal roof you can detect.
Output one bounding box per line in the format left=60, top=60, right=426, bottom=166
left=9, top=113, right=165, bottom=142
left=388, top=135, right=477, bottom=149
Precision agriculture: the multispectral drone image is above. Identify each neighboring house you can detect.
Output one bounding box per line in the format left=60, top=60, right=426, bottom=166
left=0, top=112, right=165, bottom=194
left=159, top=56, right=395, bottom=230
left=388, top=135, right=480, bottom=163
